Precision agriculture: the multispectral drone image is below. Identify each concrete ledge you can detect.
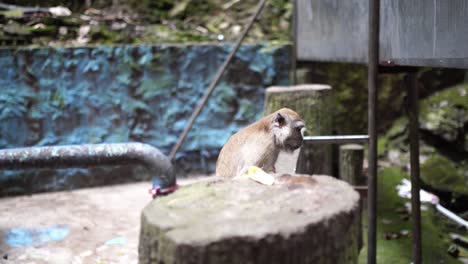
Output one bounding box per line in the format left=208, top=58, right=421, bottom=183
left=139, top=174, right=361, bottom=264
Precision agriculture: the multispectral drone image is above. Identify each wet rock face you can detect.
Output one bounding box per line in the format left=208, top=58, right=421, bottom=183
left=418, top=85, right=468, bottom=211
left=383, top=84, right=468, bottom=210
left=419, top=84, right=468, bottom=162
left=0, top=44, right=290, bottom=196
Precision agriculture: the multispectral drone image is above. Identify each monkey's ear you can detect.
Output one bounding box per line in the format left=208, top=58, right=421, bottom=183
left=273, top=113, right=286, bottom=127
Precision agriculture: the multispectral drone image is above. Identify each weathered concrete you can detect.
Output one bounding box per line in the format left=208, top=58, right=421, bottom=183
left=139, top=174, right=361, bottom=264
left=0, top=176, right=214, bottom=264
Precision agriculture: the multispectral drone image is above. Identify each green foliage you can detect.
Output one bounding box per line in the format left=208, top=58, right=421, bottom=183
left=28, top=25, right=58, bottom=36
left=1, top=10, right=23, bottom=18
left=131, top=0, right=292, bottom=43
left=421, top=155, right=468, bottom=195
left=359, top=167, right=462, bottom=264
left=420, top=83, right=468, bottom=136
left=90, top=26, right=118, bottom=44
left=377, top=137, right=387, bottom=157
left=303, top=63, right=453, bottom=135
left=382, top=83, right=468, bottom=197
left=301, top=63, right=369, bottom=134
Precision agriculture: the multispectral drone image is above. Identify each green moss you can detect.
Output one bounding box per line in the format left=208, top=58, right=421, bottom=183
left=421, top=155, right=468, bottom=195
left=421, top=84, right=468, bottom=111
left=359, top=167, right=461, bottom=264
left=156, top=181, right=216, bottom=208
left=377, top=137, right=387, bottom=157
left=419, top=83, right=468, bottom=137
left=1, top=10, right=23, bottom=18
left=28, top=25, right=58, bottom=36
left=90, top=26, right=119, bottom=44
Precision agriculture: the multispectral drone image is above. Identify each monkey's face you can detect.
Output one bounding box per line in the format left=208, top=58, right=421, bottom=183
left=271, top=112, right=305, bottom=152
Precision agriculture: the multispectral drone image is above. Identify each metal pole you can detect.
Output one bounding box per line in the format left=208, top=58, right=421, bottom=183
left=0, top=142, right=176, bottom=189
left=407, top=72, right=422, bottom=264
left=169, top=0, right=268, bottom=161
left=303, top=135, right=369, bottom=145
left=367, top=0, right=380, bottom=262
left=292, top=0, right=298, bottom=85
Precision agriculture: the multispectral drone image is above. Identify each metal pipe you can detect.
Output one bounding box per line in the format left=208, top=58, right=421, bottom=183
left=303, top=135, right=369, bottom=145
left=407, top=72, right=422, bottom=263
left=367, top=0, right=380, bottom=262
left=0, top=142, right=176, bottom=189
left=168, top=0, right=269, bottom=161
left=435, top=204, right=468, bottom=229
left=292, top=0, right=298, bottom=84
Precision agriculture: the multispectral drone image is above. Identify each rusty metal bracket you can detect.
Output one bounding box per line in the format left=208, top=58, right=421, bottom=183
left=0, top=142, right=176, bottom=189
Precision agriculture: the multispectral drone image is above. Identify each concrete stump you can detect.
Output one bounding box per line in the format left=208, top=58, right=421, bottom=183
left=339, top=144, right=365, bottom=185
left=264, top=85, right=333, bottom=175
left=139, top=174, right=360, bottom=264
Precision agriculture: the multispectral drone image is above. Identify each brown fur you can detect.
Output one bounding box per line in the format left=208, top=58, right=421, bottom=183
left=216, top=108, right=305, bottom=178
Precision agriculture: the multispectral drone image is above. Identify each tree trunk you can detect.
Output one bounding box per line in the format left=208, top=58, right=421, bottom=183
left=139, top=174, right=361, bottom=264
left=264, top=85, right=333, bottom=175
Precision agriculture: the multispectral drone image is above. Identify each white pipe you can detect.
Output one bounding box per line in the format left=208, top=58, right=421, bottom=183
left=397, top=178, right=468, bottom=229
left=435, top=204, right=468, bottom=229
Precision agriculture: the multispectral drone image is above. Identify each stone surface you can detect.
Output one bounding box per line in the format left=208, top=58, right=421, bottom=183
left=382, top=83, right=468, bottom=210
left=0, top=182, right=148, bottom=264
left=0, top=176, right=214, bottom=264
left=0, top=43, right=290, bottom=196
left=139, top=174, right=361, bottom=264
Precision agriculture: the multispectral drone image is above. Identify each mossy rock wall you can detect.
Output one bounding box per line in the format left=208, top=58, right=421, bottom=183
left=0, top=43, right=290, bottom=196
left=382, top=83, right=468, bottom=212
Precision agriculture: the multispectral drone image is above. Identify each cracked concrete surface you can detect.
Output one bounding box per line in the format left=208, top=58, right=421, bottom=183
left=0, top=176, right=213, bottom=264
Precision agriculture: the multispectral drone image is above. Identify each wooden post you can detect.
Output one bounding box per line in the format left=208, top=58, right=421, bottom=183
left=339, top=144, right=365, bottom=185
left=139, top=174, right=361, bottom=264
left=264, top=85, right=333, bottom=175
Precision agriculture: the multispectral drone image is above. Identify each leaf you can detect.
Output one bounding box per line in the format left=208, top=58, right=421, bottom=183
left=169, top=0, right=191, bottom=18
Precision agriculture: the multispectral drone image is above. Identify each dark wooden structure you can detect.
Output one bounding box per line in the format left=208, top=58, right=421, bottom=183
left=293, top=0, right=468, bottom=263
left=295, top=0, right=468, bottom=68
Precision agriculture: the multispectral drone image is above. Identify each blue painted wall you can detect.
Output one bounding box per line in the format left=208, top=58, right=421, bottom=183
left=0, top=44, right=290, bottom=195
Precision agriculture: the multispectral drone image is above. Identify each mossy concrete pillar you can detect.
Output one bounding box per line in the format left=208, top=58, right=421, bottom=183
left=139, top=174, right=360, bottom=264
left=264, top=85, right=333, bottom=175
left=339, top=144, right=365, bottom=185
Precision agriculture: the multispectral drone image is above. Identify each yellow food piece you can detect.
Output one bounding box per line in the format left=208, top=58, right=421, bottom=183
left=246, top=166, right=275, bottom=185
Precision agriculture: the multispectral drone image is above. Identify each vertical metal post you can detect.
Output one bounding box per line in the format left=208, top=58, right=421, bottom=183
left=292, top=0, right=298, bottom=85
left=367, top=0, right=380, bottom=262
left=168, top=0, right=268, bottom=161
left=407, top=72, right=422, bottom=264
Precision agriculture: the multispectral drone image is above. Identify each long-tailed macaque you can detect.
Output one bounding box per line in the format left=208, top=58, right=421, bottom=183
left=216, top=108, right=305, bottom=178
